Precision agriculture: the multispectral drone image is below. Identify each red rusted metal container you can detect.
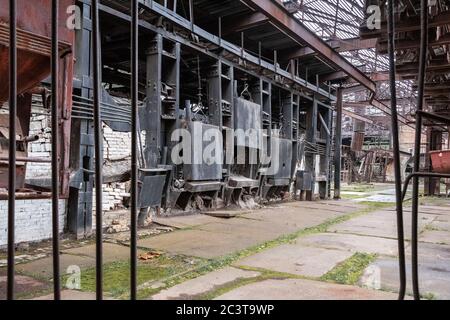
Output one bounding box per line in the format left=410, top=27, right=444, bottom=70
left=430, top=150, right=450, bottom=174
left=0, top=0, right=74, bottom=103
left=0, top=0, right=75, bottom=195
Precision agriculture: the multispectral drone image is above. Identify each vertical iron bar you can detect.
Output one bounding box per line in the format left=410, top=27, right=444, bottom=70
left=334, top=87, right=343, bottom=199
left=92, top=0, right=103, bottom=300
left=7, top=0, right=17, bottom=301
left=130, top=0, right=139, bottom=300
left=411, top=0, right=428, bottom=300
left=387, top=0, right=406, bottom=300
left=51, top=0, right=61, bottom=300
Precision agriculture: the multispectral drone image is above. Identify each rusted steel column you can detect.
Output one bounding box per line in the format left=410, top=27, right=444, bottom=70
left=334, top=87, right=343, bottom=199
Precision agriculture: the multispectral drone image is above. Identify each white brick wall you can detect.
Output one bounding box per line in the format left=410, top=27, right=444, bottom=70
left=26, top=112, right=52, bottom=179
left=0, top=199, right=66, bottom=247
left=103, top=125, right=132, bottom=160
left=93, top=124, right=133, bottom=212
left=26, top=112, right=133, bottom=214
left=92, top=182, right=130, bottom=212
left=4, top=116, right=134, bottom=245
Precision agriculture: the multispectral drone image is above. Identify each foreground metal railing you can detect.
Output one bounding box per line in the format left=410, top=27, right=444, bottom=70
left=6, top=0, right=140, bottom=301
left=387, top=0, right=406, bottom=301
left=389, top=0, right=450, bottom=301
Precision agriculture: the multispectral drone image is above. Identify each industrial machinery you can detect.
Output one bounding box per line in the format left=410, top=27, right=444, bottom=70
left=0, top=0, right=75, bottom=197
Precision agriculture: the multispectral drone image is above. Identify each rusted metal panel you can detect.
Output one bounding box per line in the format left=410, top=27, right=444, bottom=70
left=0, top=0, right=74, bottom=102
left=430, top=150, right=450, bottom=174
left=0, top=0, right=75, bottom=197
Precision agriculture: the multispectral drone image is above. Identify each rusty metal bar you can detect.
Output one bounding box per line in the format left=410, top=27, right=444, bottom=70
left=130, top=0, right=139, bottom=300
left=92, top=0, right=103, bottom=300
left=0, top=156, right=52, bottom=163
left=51, top=0, right=61, bottom=300
left=7, top=0, right=17, bottom=301
left=240, top=0, right=376, bottom=93
left=416, top=110, right=450, bottom=126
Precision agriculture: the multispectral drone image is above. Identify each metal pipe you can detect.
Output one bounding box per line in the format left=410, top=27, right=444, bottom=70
left=92, top=0, right=103, bottom=300
left=411, top=0, right=428, bottom=300
left=22, top=135, right=40, bottom=143
left=402, top=172, right=450, bottom=202
left=51, top=0, right=61, bottom=300
left=387, top=0, right=407, bottom=300
left=7, top=0, right=17, bottom=301
left=415, top=110, right=450, bottom=126
left=130, top=0, right=139, bottom=301
left=0, top=156, right=52, bottom=163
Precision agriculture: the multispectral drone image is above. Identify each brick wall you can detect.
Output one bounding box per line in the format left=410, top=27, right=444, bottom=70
left=26, top=111, right=52, bottom=179
left=0, top=199, right=66, bottom=247
left=0, top=112, right=133, bottom=245
left=27, top=111, right=133, bottom=213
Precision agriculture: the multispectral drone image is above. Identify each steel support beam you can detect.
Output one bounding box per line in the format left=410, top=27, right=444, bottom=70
left=342, top=109, right=374, bottom=124
left=282, top=38, right=377, bottom=60
left=240, top=0, right=376, bottom=92
left=221, top=12, right=268, bottom=35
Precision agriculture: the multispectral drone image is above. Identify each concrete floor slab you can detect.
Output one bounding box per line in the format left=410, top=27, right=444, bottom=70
left=354, top=195, right=397, bottom=203
left=151, top=267, right=260, bottom=300
left=286, top=201, right=362, bottom=214
left=16, top=254, right=96, bottom=279
left=360, top=255, right=450, bottom=299
left=0, top=273, right=49, bottom=300
left=31, top=290, right=100, bottom=300
left=430, top=216, right=450, bottom=231
left=62, top=242, right=144, bottom=264
left=419, top=230, right=450, bottom=245
left=153, top=214, right=219, bottom=229
left=138, top=204, right=346, bottom=259
left=328, top=210, right=436, bottom=240
left=196, top=221, right=294, bottom=243
left=236, top=244, right=352, bottom=277
left=406, top=242, right=450, bottom=260
left=215, top=278, right=398, bottom=300
left=137, top=229, right=261, bottom=259
left=297, top=233, right=399, bottom=256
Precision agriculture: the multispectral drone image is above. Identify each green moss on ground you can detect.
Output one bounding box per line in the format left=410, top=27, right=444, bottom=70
left=320, top=252, right=376, bottom=285
left=64, top=254, right=202, bottom=299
